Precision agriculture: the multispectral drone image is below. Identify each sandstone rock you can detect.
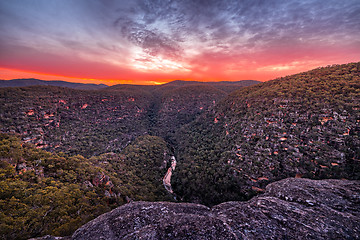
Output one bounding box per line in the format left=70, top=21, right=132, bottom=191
left=67, top=178, right=359, bottom=240
left=213, top=178, right=360, bottom=239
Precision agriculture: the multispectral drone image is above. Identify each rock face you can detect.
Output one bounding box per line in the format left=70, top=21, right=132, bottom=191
left=68, top=178, right=359, bottom=240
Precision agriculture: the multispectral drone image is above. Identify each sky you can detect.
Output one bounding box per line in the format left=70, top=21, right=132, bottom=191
left=0, top=0, right=359, bottom=85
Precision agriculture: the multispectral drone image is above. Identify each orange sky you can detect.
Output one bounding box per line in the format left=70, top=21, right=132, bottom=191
left=0, top=0, right=359, bottom=86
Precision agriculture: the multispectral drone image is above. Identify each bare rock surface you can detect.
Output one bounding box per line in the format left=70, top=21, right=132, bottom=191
left=213, top=178, right=360, bottom=239
left=54, top=178, right=360, bottom=239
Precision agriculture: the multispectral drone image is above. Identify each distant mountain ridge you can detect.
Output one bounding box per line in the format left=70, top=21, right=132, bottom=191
left=0, top=78, right=108, bottom=90
left=0, top=78, right=260, bottom=91
left=104, top=79, right=261, bottom=93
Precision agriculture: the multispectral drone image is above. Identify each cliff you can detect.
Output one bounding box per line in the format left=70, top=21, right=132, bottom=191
left=33, top=178, right=360, bottom=240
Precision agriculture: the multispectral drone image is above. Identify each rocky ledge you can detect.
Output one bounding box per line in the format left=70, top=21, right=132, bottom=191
left=34, top=178, right=360, bottom=240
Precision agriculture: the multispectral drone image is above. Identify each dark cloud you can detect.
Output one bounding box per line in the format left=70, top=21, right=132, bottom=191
left=113, top=17, right=181, bottom=58
left=2, top=0, right=359, bottom=54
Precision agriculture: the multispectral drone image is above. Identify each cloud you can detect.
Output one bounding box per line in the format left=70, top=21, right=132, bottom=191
left=0, top=0, right=359, bottom=82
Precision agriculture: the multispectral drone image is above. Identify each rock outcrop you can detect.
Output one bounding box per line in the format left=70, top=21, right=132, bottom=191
left=53, top=178, right=360, bottom=240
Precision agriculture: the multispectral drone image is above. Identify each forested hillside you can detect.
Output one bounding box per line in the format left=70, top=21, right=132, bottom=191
left=0, top=80, right=258, bottom=157
left=173, top=62, right=360, bottom=206
left=0, top=86, right=151, bottom=157
left=0, top=134, right=172, bottom=239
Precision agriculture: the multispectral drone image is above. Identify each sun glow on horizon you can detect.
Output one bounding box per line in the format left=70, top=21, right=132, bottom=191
left=1, top=0, right=359, bottom=86
left=0, top=68, right=138, bottom=86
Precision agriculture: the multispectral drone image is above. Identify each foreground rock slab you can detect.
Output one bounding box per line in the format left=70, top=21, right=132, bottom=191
left=48, top=178, right=360, bottom=239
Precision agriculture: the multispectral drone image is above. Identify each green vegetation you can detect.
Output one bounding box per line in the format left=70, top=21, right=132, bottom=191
left=0, top=80, right=255, bottom=157
left=0, top=134, right=172, bottom=239
left=93, top=135, right=173, bottom=202
left=153, top=85, right=227, bottom=139
left=173, top=62, right=360, bottom=206
left=0, top=86, right=152, bottom=157
left=0, top=66, right=359, bottom=236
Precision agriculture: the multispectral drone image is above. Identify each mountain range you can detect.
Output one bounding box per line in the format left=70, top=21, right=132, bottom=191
left=0, top=78, right=108, bottom=90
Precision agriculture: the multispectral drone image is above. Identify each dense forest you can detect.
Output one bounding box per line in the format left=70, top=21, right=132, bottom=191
left=172, top=62, right=360, bottom=206
left=0, top=134, right=172, bottom=239
left=0, top=79, right=257, bottom=239
left=0, top=80, right=256, bottom=157
left=0, top=63, right=359, bottom=239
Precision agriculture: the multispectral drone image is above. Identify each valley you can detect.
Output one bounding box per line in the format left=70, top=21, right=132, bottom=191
left=0, top=63, right=359, bottom=239
left=0, top=80, right=258, bottom=157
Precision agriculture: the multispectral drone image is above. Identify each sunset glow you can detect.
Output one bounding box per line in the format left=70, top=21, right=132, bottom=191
left=0, top=0, right=359, bottom=85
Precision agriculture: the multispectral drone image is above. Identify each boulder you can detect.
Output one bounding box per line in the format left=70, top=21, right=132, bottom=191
left=68, top=178, right=359, bottom=239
